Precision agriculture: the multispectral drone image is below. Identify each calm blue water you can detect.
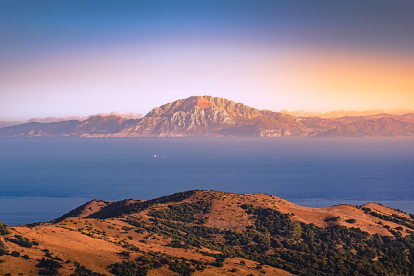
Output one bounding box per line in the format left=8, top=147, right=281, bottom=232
left=0, top=137, right=413, bottom=225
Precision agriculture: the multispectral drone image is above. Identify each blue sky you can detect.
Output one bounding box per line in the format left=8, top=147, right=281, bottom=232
left=1, top=0, right=413, bottom=120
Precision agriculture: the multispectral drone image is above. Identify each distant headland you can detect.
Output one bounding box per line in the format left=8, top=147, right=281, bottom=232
left=1, top=96, right=414, bottom=138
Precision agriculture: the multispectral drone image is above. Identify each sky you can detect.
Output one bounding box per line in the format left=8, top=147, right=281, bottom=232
left=1, top=0, right=413, bottom=121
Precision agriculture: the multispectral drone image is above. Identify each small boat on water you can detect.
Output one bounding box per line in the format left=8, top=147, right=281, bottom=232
left=153, top=154, right=165, bottom=158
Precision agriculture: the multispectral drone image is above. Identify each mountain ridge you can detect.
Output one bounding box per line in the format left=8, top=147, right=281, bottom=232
left=1, top=96, right=414, bottom=137
left=1, top=189, right=414, bottom=275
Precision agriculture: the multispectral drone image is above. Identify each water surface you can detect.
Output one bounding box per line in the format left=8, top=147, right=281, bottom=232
left=0, top=137, right=413, bottom=225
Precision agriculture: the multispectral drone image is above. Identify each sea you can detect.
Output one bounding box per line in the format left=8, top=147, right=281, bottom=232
left=0, top=137, right=413, bottom=226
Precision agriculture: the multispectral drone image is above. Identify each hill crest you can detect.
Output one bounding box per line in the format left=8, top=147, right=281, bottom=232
left=1, top=190, right=414, bottom=275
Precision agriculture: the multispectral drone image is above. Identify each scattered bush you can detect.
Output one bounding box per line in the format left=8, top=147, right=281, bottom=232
left=36, top=257, right=62, bottom=276
left=70, top=262, right=107, bottom=276
left=324, top=216, right=340, bottom=222
left=11, top=251, right=20, bottom=257
left=0, top=222, right=10, bottom=235
left=8, top=235, right=33, bottom=248
left=119, top=251, right=130, bottom=258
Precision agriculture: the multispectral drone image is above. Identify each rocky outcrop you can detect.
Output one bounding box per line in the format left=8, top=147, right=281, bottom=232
left=1, top=96, right=413, bottom=137
left=111, top=96, right=306, bottom=137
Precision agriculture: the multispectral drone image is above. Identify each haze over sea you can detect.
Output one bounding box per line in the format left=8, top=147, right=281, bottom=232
left=0, top=137, right=413, bottom=226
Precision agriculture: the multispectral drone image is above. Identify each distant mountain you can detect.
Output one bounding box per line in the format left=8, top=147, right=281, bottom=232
left=0, top=116, right=138, bottom=137
left=0, top=120, right=22, bottom=128
left=317, top=117, right=414, bottom=137
left=2, top=189, right=414, bottom=275
left=1, top=96, right=414, bottom=137
left=111, top=96, right=303, bottom=137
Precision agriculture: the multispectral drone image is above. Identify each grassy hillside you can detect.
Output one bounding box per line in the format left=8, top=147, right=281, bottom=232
left=1, top=190, right=414, bottom=275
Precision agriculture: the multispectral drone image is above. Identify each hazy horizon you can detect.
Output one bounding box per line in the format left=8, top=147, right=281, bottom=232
left=1, top=3, right=414, bottom=273
left=1, top=101, right=413, bottom=127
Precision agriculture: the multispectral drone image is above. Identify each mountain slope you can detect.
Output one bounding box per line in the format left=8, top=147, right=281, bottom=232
left=0, top=96, right=304, bottom=137
left=1, top=96, right=413, bottom=137
left=1, top=190, right=414, bottom=275
left=317, top=117, right=414, bottom=137
left=0, top=120, right=81, bottom=137
left=114, top=96, right=303, bottom=137
left=0, top=116, right=138, bottom=137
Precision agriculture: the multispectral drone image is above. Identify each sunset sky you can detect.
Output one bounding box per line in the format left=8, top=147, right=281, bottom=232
left=1, top=0, right=413, bottom=121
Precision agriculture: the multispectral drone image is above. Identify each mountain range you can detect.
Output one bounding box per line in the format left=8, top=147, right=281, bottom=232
left=1, top=190, right=414, bottom=275
left=1, top=96, right=414, bottom=138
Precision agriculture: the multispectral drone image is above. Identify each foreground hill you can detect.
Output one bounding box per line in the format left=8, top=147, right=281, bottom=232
left=1, top=190, right=414, bottom=275
left=1, top=96, right=413, bottom=137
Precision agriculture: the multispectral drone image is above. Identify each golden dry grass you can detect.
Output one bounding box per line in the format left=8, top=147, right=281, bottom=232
left=1, top=190, right=410, bottom=275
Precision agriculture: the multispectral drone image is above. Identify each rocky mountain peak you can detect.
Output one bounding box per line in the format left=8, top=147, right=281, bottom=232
left=144, top=96, right=269, bottom=121
left=117, top=95, right=304, bottom=137
left=1, top=96, right=413, bottom=138
left=146, top=96, right=225, bottom=117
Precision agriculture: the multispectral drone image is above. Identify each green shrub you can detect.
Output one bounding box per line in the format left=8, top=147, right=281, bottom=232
left=0, top=222, right=10, bottom=235
left=119, top=251, right=130, bottom=258
left=11, top=251, right=20, bottom=257
left=8, top=235, right=33, bottom=248
left=70, top=262, right=107, bottom=276
left=36, top=257, right=62, bottom=276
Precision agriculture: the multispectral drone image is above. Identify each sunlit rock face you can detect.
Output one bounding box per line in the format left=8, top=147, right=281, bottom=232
left=121, top=96, right=305, bottom=137
left=1, top=95, right=414, bottom=137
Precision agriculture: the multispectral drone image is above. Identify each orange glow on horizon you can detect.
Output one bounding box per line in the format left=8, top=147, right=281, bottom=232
left=1, top=43, right=413, bottom=120
left=259, top=47, right=414, bottom=112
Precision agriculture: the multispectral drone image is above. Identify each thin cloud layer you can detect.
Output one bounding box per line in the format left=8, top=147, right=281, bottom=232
left=92, top=112, right=143, bottom=119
